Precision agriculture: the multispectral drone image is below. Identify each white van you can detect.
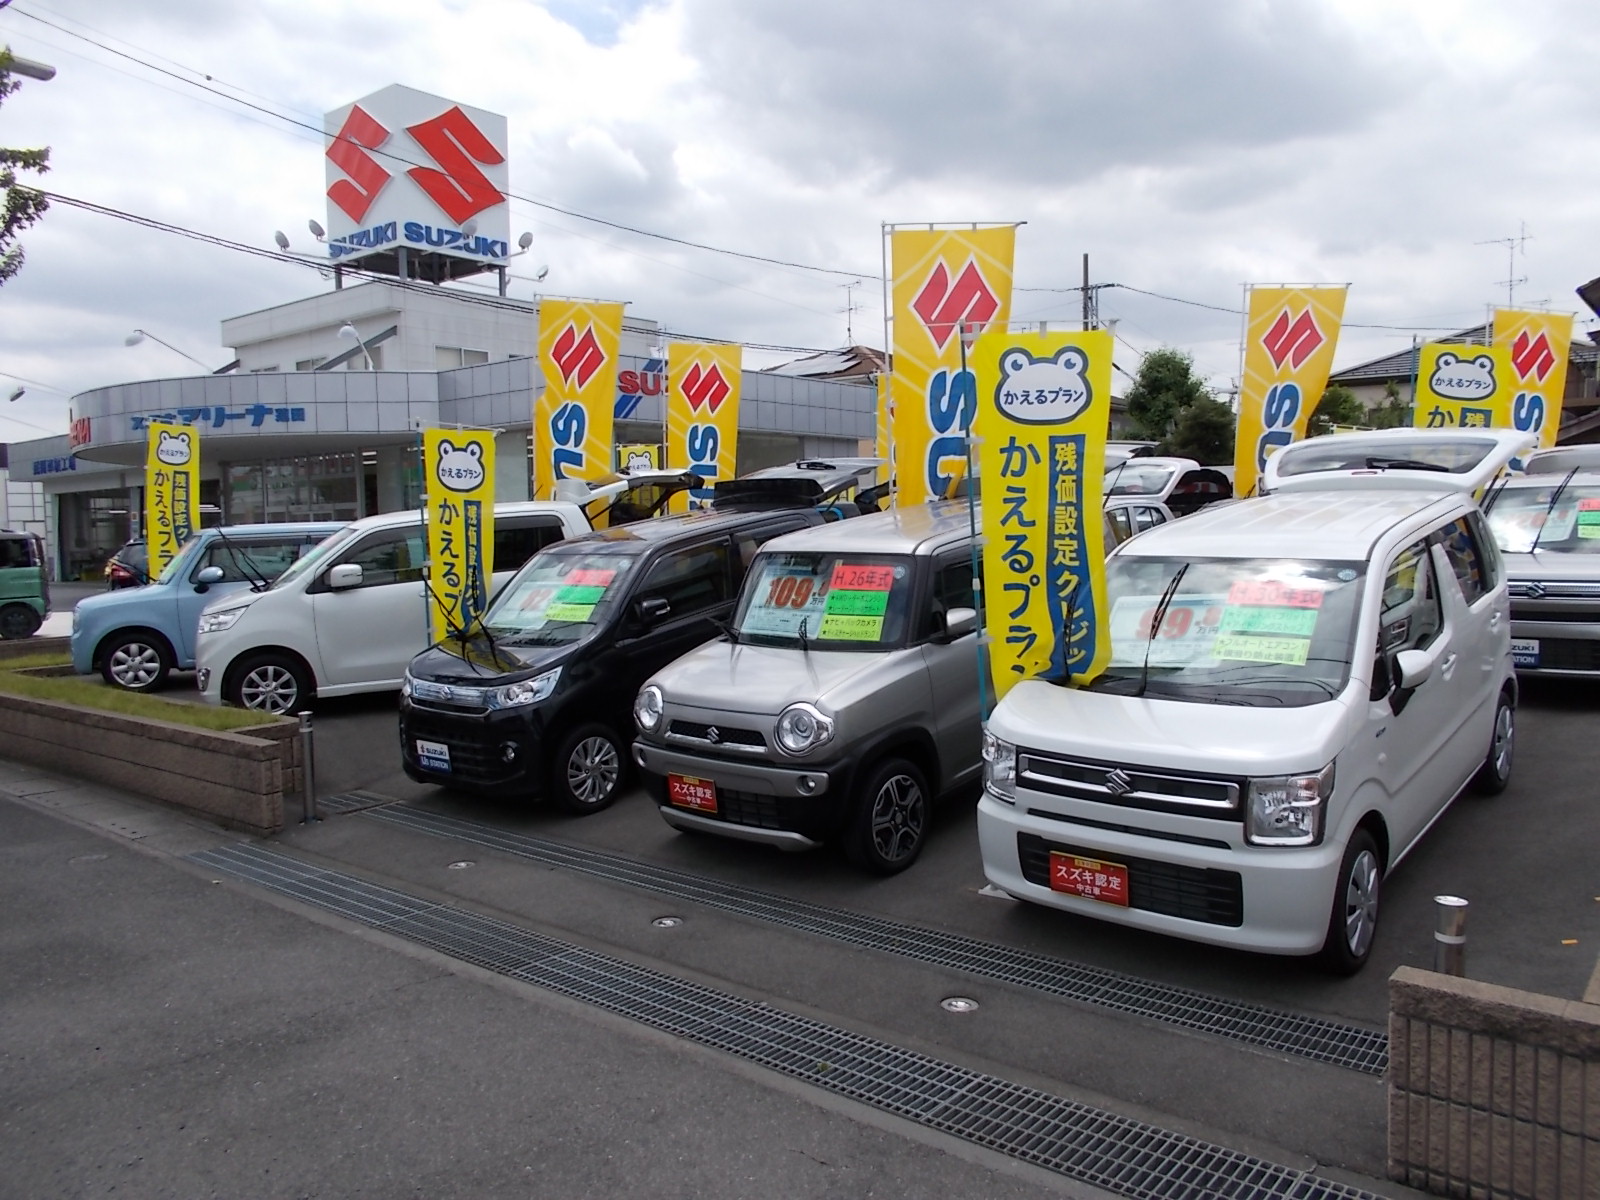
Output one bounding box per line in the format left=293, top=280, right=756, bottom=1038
left=195, top=501, right=591, bottom=713
left=978, top=428, right=1530, bottom=972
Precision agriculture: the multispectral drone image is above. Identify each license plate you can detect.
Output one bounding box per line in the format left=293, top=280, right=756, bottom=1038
left=667, top=773, right=717, bottom=814
left=1511, top=639, right=1540, bottom=668
left=416, top=739, right=451, bottom=772
left=1048, top=851, right=1130, bottom=907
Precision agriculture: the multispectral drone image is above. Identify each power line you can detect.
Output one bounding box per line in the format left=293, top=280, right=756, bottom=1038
left=10, top=6, right=879, bottom=282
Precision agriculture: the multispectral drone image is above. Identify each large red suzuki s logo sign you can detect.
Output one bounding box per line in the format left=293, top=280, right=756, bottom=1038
left=326, top=103, right=505, bottom=225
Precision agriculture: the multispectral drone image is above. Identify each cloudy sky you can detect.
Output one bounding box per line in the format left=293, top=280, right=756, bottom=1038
left=2, top=0, right=1597, bottom=445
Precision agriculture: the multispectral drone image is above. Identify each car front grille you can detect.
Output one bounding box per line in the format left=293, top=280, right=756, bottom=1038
left=403, top=712, right=516, bottom=785
left=1525, top=638, right=1600, bottom=672
left=667, top=719, right=767, bottom=751
left=1018, top=749, right=1242, bottom=818
left=1018, top=833, right=1244, bottom=927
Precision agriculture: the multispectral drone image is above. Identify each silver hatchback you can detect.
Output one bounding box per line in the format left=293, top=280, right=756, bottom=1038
left=631, top=501, right=983, bottom=874
left=1485, top=448, right=1600, bottom=675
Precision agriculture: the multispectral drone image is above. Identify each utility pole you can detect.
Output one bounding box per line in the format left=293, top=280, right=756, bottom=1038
left=1082, top=254, right=1093, bottom=329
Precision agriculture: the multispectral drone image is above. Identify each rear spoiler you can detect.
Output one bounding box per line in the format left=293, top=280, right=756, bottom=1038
left=712, top=458, right=882, bottom=510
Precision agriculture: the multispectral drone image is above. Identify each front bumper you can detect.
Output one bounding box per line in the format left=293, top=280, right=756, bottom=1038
left=632, top=740, right=853, bottom=849
left=399, top=696, right=550, bottom=796
left=975, top=792, right=1342, bottom=956
left=1508, top=616, right=1600, bottom=676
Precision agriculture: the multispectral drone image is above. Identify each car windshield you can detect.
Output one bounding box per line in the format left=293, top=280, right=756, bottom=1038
left=733, top=552, right=918, bottom=651
left=481, top=545, right=641, bottom=643
left=1486, top=483, right=1600, bottom=554
left=270, top=523, right=363, bottom=590
left=1105, top=462, right=1176, bottom=497
left=1084, top=556, right=1368, bottom=707
left=151, top=534, right=209, bottom=586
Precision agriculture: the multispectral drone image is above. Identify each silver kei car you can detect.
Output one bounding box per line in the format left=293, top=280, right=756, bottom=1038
left=1484, top=445, right=1600, bottom=676
left=631, top=500, right=983, bottom=875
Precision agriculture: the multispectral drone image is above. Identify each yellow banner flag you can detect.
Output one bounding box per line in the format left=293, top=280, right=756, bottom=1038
left=889, top=225, right=1016, bottom=504
left=1493, top=309, right=1574, bottom=450
left=973, top=330, right=1113, bottom=698
left=1412, top=343, right=1515, bottom=430
left=422, top=428, right=496, bottom=641
left=144, top=420, right=199, bottom=579
left=1233, top=286, right=1348, bottom=497
left=666, top=342, right=741, bottom=511
left=534, top=299, right=624, bottom=499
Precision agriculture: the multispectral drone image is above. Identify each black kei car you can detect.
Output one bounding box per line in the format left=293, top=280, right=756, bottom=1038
left=399, top=461, right=878, bottom=813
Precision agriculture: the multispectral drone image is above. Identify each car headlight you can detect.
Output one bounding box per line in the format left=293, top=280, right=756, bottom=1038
left=72, top=608, right=81, bottom=633
left=197, top=607, right=245, bottom=634
left=1245, top=763, right=1333, bottom=846
left=774, top=702, right=833, bottom=756
left=400, top=672, right=413, bottom=699
left=489, top=666, right=560, bottom=710
left=982, top=730, right=1017, bottom=804
left=634, top=684, right=664, bottom=733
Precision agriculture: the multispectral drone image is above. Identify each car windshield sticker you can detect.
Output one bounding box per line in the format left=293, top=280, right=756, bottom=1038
left=1212, top=632, right=1312, bottom=667
left=566, top=568, right=616, bottom=587
left=1226, top=580, right=1324, bottom=608
left=741, top=562, right=833, bottom=637
left=555, top=585, right=607, bottom=604
left=1107, top=595, right=1227, bottom=666
left=544, top=602, right=596, bottom=622
left=1577, top=498, right=1600, bottom=539
left=818, top=562, right=896, bottom=640
left=1217, top=605, right=1319, bottom=636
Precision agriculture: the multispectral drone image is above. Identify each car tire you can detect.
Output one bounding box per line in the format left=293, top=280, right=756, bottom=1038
left=100, top=632, right=173, bottom=692
left=843, top=756, right=930, bottom=876
left=229, top=653, right=312, bottom=715
left=1319, top=828, right=1383, bottom=975
left=1469, top=691, right=1514, bottom=796
left=550, top=723, right=625, bottom=815
left=0, top=603, right=41, bottom=640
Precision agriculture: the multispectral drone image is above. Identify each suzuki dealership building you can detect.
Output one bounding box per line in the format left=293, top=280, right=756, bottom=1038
left=7, top=85, right=874, bottom=579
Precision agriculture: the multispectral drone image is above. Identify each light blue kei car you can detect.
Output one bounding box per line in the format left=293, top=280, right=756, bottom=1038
left=71, top=522, right=342, bottom=692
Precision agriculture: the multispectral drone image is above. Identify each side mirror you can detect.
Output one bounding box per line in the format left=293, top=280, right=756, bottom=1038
left=942, top=606, right=978, bottom=641
left=633, top=595, right=671, bottom=626
left=194, top=565, right=225, bottom=592
left=327, top=563, right=364, bottom=590
left=1394, top=648, right=1433, bottom=690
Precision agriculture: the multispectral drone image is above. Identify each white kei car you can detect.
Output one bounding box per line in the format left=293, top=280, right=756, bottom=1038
left=979, top=428, right=1530, bottom=972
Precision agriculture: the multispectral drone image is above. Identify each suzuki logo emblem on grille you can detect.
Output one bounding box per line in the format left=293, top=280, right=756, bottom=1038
left=704, top=726, right=722, bottom=744
left=1103, top=769, right=1135, bottom=796
left=1524, top=582, right=1546, bottom=599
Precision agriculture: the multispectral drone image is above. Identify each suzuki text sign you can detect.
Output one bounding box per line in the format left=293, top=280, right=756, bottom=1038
left=666, top=342, right=742, bottom=510
left=423, top=428, right=496, bottom=642
left=1413, top=343, right=1515, bottom=431
left=534, top=299, right=624, bottom=499
left=324, top=85, right=510, bottom=264
left=144, top=421, right=198, bottom=580
left=1494, top=309, right=1573, bottom=450
left=973, top=330, right=1113, bottom=698
left=889, top=225, right=1016, bottom=505
left=1232, top=286, right=1347, bottom=497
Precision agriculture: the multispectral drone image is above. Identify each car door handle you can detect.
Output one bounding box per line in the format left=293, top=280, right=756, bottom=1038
left=1440, top=652, right=1458, bottom=679
left=1489, top=610, right=1502, bottom=629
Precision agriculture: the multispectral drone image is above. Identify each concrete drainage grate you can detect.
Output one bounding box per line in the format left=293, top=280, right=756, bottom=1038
left=317, top=791, right=398, bottom=815
left=191, top=843, right=1385, bottom=1200
left=360, top=805, right=1389, bottom=1076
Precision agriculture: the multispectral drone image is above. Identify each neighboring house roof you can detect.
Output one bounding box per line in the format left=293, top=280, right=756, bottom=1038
left=1329, top=324, right=1599, bottom=388
left=759, top=345, right=886, bottom=381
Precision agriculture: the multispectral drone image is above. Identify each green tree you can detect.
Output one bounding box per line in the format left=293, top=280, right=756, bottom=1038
left=1366, top=380, right=1412, bottom=430
left=1124, top=347, right=1210, bottom=441
left=1161, top=395, right=1236, bottom=464
left=1307, top=384, right=1368, bottom=436
left=0, top=51, right=50, bottom=286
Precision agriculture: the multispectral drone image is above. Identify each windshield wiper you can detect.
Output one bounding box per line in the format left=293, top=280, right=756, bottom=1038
left=1135, top=563, right=1190, bottom=699
left=211, top=529, right=273, bottom=591
left=1530, top=467, right=1578, bottom=554
left=1365, top=456, right=1449, bottom=473
left=796, top=615, right=811, bottom=658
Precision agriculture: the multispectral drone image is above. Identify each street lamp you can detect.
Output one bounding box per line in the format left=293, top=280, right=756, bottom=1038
left=125, top=328, right=211, bottom=371
left=338, top=323, right=375, bottom=371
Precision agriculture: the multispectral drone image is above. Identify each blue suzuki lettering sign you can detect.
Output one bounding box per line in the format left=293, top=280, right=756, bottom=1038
left=401, top=221, right=508, bottom=259
left=327, top=220, right=399, bottom=258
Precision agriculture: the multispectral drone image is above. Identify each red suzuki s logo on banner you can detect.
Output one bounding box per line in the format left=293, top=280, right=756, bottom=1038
left=323, top=85, right=510, bottom=264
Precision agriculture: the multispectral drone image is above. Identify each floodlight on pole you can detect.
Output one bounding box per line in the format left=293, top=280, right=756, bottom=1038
left=124, top=328, right=211, bottom=371
left=7, top=386, right=23, bottom=403
left=338, top=323, right=375, bottom=371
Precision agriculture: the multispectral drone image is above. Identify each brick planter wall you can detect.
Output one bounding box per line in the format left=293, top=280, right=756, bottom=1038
left=0, top=691, right=299, bottom=835
left=1389, top=965, right=1600, bottom=1198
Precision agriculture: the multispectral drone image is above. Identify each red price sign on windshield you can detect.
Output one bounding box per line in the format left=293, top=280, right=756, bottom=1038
left=567, top=568, right=616, bottom=587
left=831, top=563, right=895, bottom=591
left=1227, top=580, right=1323, bottom=609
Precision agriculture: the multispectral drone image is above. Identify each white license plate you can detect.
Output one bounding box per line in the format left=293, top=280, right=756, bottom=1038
left=416, top=739, right=451, bottom=772
left=1511, top=639, right=1540, bottom=668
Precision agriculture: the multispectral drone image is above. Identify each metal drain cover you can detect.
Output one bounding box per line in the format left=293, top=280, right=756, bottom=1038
left=941, top=996, right=979, bottom=1013
left=652, top=916, right=683, bottom=928
left=446, top=860, right=475, bottom=870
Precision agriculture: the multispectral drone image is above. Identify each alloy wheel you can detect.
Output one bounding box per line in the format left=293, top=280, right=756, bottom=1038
left=109, top=643, right=163, bottom=689
left=566, top=736, right=620, bottom=806
left=1342, top=849, right=1381, bottom=959
left=240, top=664, right=300, bottom=713
left=867, top=772, right=926, bottom=865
